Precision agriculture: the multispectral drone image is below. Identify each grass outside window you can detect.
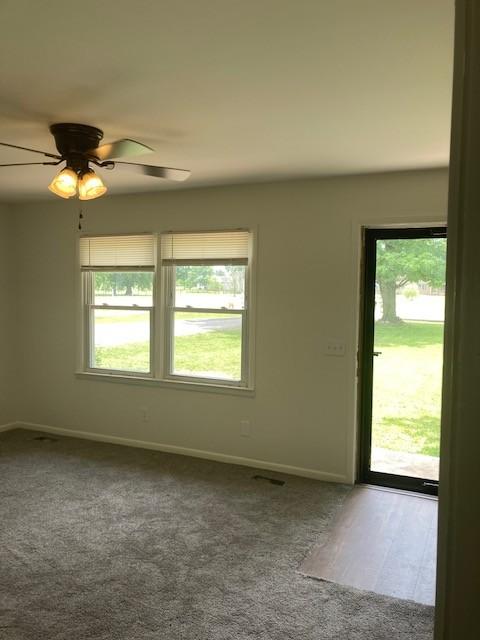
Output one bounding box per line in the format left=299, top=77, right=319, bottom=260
left=372, top=320, right=443, bottom=457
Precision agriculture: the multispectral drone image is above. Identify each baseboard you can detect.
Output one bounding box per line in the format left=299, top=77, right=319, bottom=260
left=0, top=422, right=16, bottom=433
left=11, top=421, right=349, bottom=484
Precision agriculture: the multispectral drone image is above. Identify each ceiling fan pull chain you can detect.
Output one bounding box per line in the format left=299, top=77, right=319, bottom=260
left=78, top=207, right=84, bottom=231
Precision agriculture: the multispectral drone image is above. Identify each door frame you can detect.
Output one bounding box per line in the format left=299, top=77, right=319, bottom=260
left=358, top=226, right=447, bottom=496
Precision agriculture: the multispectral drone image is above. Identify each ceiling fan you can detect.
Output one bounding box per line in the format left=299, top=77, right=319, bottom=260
left=0, top=123, right=190, bottom=200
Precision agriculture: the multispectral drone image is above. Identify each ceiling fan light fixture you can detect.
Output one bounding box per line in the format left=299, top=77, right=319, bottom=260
left=78, top=169, right=107, bottom=200
left=0, top=123, right=190, bottom=200
left=48, top=167, right=78, bottom=198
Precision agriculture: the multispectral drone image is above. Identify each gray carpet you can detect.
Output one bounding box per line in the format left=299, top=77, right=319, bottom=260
left=0, top=429, right=434, bottom=639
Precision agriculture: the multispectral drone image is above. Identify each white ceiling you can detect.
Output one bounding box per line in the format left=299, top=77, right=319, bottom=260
left=0, top=0, right=454, bottom=201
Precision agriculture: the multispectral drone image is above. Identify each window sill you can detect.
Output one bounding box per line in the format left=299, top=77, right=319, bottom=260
left=75, top=371, right=255, bottom=397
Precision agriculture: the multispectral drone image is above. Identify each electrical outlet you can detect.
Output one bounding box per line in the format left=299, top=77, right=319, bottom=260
left=240, top=419, right=251, bottom=437
left=325, top=340, right=346, bottom=357
left=140, top=407, right=149, bottom=422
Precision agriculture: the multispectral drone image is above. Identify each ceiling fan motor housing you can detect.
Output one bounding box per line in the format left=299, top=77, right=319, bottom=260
left=49, top=123, right=104, bottom=171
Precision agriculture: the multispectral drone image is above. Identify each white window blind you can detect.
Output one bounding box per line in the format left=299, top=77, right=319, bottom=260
left=80, top=235, right=154, bottom=270
left=161, top=230, right=250, bottom=265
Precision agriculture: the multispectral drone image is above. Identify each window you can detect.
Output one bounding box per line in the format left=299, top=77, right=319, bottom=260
left=80, top=235, right=155, bottom=376
left=161, top=230, right=251, bottom=386
left=80, top=230, right=254, bottom=389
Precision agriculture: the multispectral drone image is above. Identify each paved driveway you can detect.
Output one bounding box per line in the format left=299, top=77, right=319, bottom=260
left=94, top=316, right=241, bottom=346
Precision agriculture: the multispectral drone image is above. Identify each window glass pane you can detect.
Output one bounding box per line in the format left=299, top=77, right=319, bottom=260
left=174, top=265, right=245, bottom=310
left=93, top=272, right=153, bottom=306
left=92, top=309, right=150, bottom=373
left=172, top=312, right=242, bottom=381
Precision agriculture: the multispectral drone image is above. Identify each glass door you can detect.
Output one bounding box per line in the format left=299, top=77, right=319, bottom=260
left=359, top=227, right=447, bottom=495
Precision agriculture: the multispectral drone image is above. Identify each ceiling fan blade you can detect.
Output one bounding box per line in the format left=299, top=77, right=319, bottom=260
left=0, top=161, right=61, bottom=167
left=114, top=162, right=191, bottom=181
left=90, top=139, right=154, bottom=161
left=0, top=141, right=61, bottom=159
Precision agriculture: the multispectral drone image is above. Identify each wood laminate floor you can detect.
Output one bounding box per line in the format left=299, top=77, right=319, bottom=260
left=300, top=485, right=437, bottom=605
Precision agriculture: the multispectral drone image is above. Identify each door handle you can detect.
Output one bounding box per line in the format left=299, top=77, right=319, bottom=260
left=373, top=351, right=382, bottom=356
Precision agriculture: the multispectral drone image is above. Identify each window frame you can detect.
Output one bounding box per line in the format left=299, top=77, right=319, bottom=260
left=79, top=229, right=256, bottom=391
left=161, top=261, right=250, bottom=387
left=83, top=268, right=156, bottom=378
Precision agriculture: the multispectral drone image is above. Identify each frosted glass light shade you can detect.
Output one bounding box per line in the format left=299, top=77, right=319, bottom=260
left=48, top=167, right=78, bottom=198
left=78, top=170, right=107, bottom=200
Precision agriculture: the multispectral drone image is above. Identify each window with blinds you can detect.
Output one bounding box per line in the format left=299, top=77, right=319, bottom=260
left=161, top=229, right=251, bottom=385
left=80, top=230, right=254, bottom=388
left=81, top=235, right=154, bottom=376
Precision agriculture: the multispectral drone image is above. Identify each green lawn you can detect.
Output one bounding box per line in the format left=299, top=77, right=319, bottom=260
left=95, top=311, right=233, bottom=323
left=372, top=321, right=444, bottom=457
left=94, top=342, right=150, bottom=372
left=174, top=329, right=241, bottom=379
left=94, top=320, right=241, bottom=379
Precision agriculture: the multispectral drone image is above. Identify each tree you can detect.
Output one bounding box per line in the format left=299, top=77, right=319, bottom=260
left=118, top=272, right=152, bottom=296
left=222, top=266, right=245, bottom=296
left=376, top=238, right=446, bottom=323
left=94, top=272, right=153, bottom=296
left=175, top=266, right=215, bottom=291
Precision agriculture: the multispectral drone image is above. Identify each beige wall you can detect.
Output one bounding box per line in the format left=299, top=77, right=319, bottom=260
left=9, top=169, right=448, bottom=481
left=0, top=204, right=15, bottom=425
